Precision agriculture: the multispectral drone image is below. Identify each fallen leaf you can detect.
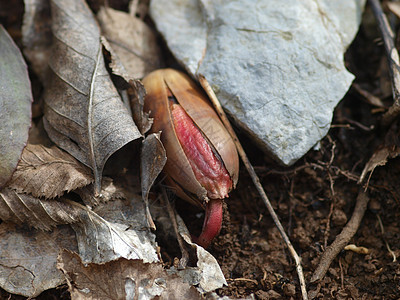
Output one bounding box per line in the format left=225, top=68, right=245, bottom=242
left=22, top=0, right=52, bottom=81
left=97, top=6, right=161, bottom=79
left=75, top=177, right=124, bottom=207
left=141, top=133, right=166, bottom=229
left=387, top=1, right=400, bottom=19
left=76, top=194, right=158, bottom=264
left=43, top=0, right=141, bottom=194
left=8, top=144, right=93, bottom=198
left=150, top=200, right=227, bottom=293
left=101, top=38, right=153, bottom=134
left=0, top=223, right=77, bottom=298
left=58, top=250, right=201, bottom=300
left=0, top=188, right=80, bottom=230
left=129, top=79, right=153, bottom=135
left=0, top=188, right=158, bottom=264
left=0, top=25, right=33, bottom=189
left=359, top=146, right=400, bottom=184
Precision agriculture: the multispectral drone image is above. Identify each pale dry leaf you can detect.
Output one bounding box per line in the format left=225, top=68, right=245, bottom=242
left=387, top=2, right=400, bottom=19
left=0, top=25, right=33, bottom=189
left=43, top=0, right=141, bottom=194
left=97, top=6, right=161, bottom=79
left=57, top=250, right=201, bottom=300
left=74, top=194, right=158, bottom=264
left=0, top=223, right=77, bottom=298
left=8, top=144, right=93, bottom=199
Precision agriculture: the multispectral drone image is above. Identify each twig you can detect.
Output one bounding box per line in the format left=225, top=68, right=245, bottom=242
left=369, top=0, right=400, bottom=127
left=376, top=213, right=397, bottom=262
left=198, top=75, right=308, bottom=300
left=310, top=190, right=370, bottom=283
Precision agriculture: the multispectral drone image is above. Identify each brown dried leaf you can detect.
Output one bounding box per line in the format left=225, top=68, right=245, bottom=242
left=97, top=6, right=161, bottom=79
left=0, top=188, right=80, bottom=230
left=57, top=250, right=201, bottom=300
left=43, top=0, right=141, bottom=194
left=101, top=36, right=152, bottom=134
left=22, top=0, right=52, bottom=81
left=75, top=177, right=124, bottom=207
left=141, top=133, right=166, bottom=229
left=8, top=144, right=93, bottom=198
left=0, top=223, right=77, bottom=298
left=0, top=188, right=158, bottom=264
left=0, top=25, right=33, bottom=189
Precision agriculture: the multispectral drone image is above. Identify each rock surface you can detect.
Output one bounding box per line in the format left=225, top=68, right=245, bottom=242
left=150, top=0, right=366, bottom=165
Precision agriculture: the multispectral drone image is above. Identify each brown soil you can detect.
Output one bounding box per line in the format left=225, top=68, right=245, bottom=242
left=1, top=1, right=400, bottom=299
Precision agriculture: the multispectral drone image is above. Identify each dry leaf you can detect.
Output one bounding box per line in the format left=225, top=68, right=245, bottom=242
left=0, top=188, right=158, bottom=264
left=58, top=250, right=201, bottom=300
left=0, top=223, right=77, bottom=298
left=8, top=144, right=93, bottom=198
left=150, top=201, right=227, bottom=293
left=75, top=177, right=124, bottom=207
left=22, top=0, right=52, bottom=81
left=129, top=79, right=153, bottom=135
left=0, top=25, right=33, bottom=189
left=141, top=133, right=166, bottom=229
left=387, top=2, right=400, bottom=19
left=359, top=146, right=400, bottom=183
left=76, top=195, right=158, bottom=264
left=101, top=38, right=153, bottom=134
left=0, top=188, right=80, bottom=230
left=43, top=0, right=141, bottom=194
left=97, top=6, right=161, bottom=79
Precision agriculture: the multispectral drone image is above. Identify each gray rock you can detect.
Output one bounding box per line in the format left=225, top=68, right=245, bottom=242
left=150, top=0, right=365, bottom=165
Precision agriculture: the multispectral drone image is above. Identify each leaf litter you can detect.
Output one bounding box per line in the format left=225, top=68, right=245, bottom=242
left=3, top=0, right=400, bottom=299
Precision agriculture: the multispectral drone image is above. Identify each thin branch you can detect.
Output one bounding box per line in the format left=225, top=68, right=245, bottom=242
left=310, top=190, right=370, bottom=283
left=369, top=0, right=400, bottom=127
left=198, top=75, right=308, bottom=300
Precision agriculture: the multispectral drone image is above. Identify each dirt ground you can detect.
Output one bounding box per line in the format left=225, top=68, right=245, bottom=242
left=1, top=1, right=400, bottom=299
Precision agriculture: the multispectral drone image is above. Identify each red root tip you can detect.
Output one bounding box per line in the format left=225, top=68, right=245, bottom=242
left=193, top=199, right=223, bottom=249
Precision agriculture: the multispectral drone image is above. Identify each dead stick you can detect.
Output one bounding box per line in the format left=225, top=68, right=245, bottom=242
left=310, top=190, right=370, bottom=283
left=198, top=75, right=308, bottom=300
left=369, top=0, right=400, bottom=127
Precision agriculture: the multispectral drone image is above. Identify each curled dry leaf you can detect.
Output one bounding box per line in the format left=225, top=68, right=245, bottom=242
left=141, top=133, right=167, bottom=229
left=58, top=250, right=201, bottom=300
left=0, top=25, right=33, bottom=189
left=97, top=6, right=161, bottom=79
left=101, top=36, right=153, bottom=134
left=0, top=223, right=77, bottom=298
left=359, top=146, right=400, bottom=184
left=43, top=0, right=141, bottom=194
left=8, top=144, right=93, bottom=199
